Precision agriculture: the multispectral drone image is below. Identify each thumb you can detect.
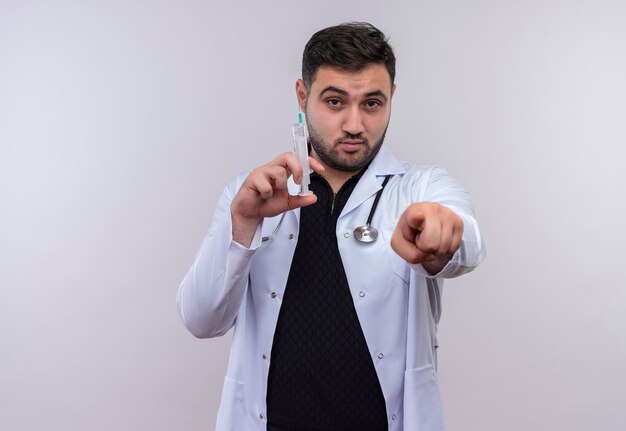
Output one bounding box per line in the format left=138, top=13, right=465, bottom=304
left=287, top=193, right=318, bottom=210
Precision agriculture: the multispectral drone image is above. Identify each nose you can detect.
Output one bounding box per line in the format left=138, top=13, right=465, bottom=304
left=342, top=105, right=365, bottom=136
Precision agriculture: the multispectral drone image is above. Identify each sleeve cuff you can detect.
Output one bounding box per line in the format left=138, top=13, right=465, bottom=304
left=228, top=218, right=264, bottom=255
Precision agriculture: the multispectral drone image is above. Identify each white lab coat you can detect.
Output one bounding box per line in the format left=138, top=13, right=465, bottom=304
left=177, top=145, right=486, bottom=431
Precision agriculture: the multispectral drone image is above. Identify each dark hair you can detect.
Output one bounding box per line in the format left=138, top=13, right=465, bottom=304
left=302, top=22, right=396, bottom=87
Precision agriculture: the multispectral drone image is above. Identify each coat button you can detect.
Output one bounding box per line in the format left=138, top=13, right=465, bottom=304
left=288, top=233, right=294, bottom=240
left=262, top=354, right=267, bottom=360
left=359, top=291, right=365, bottom=298
left=378, top=353, right=384, bottom=359
left=344, top=232, right=350, bottom=238
left=271, top=292, right=277, bottom=299
left=391, top=414, right=397, bottom=420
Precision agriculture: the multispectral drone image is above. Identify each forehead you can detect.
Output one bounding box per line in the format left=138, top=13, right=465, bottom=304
left=310, top=64, right=393, bottom=96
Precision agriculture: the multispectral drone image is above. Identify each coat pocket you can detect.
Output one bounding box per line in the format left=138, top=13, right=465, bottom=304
left=403, top=365, right=446, bottom=430
left=215, top=376, right=245, bottom=431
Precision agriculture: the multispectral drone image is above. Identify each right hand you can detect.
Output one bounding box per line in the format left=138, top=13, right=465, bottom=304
left=231, top=152, right=324, bottom=246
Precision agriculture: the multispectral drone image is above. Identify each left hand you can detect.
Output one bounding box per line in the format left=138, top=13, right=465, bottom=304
left=391, top=202, right=464, bottom=272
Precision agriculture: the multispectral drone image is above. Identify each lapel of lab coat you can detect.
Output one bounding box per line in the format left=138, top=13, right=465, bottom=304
left=339, top=145, right=407, bottom=220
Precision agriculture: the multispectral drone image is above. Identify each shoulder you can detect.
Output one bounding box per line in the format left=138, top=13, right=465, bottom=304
left=379, top=148, right=466, bottom=201
left=396, top=161, right=450, bottom=190
left=374, top=145, right=445, bottom=182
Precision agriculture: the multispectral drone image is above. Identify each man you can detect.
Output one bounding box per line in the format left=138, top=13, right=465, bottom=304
left=177, top=22, right=485, bottom=431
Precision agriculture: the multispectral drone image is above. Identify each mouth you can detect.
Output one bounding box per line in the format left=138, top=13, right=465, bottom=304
left=340, top=140, right=365, bottom=152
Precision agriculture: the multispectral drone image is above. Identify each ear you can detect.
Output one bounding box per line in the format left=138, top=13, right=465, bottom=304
left=391, top=83, right=397, bottom=98
left=295, top=79, right=308, bottom=111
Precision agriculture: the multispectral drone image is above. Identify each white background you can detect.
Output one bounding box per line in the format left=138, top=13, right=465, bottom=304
left=1, top=1, right=625, bottom=430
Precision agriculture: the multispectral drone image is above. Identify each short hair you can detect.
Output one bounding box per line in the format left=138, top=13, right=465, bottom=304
left=302, top=22, right=396, bottom=88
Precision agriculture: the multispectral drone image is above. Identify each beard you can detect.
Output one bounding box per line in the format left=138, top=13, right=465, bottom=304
left=306, top=122, right=388, bottom=172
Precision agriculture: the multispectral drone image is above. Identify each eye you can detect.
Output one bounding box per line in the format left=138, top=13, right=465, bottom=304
left=326, top=98, right=343, bottom=109
left=364, top=100, right=382, bottom=110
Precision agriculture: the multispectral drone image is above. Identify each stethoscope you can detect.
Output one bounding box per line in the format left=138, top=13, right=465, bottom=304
left=262, top=174, right=393, bottom=244
left=352, top=174, right=392, bottom=243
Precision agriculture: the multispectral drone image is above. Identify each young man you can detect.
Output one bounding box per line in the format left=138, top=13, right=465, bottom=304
left=177, top=22, right=485, bottom=431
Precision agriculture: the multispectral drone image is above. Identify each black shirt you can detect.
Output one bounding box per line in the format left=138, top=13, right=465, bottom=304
left=266, top=171, right=388, bottom=431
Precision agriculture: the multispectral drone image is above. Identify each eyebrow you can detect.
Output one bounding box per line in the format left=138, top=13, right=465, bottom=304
left=319, top=86, right=348, bottom=97
left=318, top=86, right=388, bottom=102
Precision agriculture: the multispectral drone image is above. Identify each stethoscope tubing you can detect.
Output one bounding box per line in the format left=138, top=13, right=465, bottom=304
left=364, top=175, right=392, bottom=226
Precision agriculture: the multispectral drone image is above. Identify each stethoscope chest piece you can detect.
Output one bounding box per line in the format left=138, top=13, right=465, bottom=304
left=354, top=224, right=378, bottom=243
left=352, top=174, right=393, bottom=244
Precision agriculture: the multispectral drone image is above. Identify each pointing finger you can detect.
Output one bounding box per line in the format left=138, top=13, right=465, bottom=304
left=391, top=227, right=437, bottom=264
left=416, top=217, right=441, bottom=254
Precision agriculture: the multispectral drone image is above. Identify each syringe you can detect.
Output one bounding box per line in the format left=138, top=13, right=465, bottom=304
left=292, top=117, right=312, bottom=196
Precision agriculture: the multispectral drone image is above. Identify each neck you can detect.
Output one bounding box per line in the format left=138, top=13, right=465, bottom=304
left=312, top=156, right=362, bottom=193
left=324, top=170, right=360, bottom=193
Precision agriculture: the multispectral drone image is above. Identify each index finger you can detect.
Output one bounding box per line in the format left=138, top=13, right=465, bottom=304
left=308, top=156, right=325, bottom=174
left=267, top=152, right=303, bottom=181
left=268, top=152, right=325, bottom=184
